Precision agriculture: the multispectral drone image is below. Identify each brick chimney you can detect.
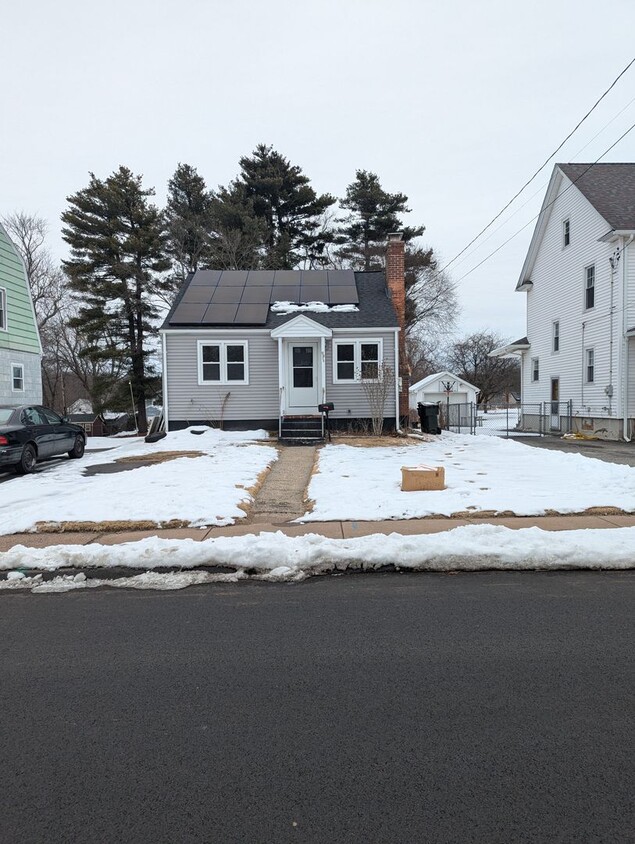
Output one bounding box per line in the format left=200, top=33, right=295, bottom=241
left=386, top=232, right=409, bottom=422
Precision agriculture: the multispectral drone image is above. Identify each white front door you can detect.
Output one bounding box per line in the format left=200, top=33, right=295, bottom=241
left=286, top=342, right=319, bottom=413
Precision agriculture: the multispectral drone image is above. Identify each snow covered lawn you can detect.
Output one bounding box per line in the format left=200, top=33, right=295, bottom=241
left=1, top=523, right=634, bottom=591
left=304, top=433, right=635, bottom=521
left=0, top=427, right=276, bottom=535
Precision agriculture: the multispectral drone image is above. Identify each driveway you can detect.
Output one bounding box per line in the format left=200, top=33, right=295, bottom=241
left=515, top=435, right=635, bottom=467
left=1, top=573, right=633, bottom=843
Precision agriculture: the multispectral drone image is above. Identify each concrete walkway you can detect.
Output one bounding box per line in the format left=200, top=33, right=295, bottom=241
left=1, top=512, right=635, bottom=552
left=246, top=444, right=317, bottom=523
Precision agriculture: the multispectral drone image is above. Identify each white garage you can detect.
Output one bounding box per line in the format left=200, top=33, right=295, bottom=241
left=409, top=370, right=480, bottom=410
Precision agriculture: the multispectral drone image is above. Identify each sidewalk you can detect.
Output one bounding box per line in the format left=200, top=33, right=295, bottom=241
left=2, top=512, right=635, bottom=552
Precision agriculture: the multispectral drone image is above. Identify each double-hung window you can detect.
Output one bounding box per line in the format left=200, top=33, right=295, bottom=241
left=333, top=339, right=383, bottom=383
left=0, top=288, right=6, bottom=331
left=585, top=265, right=595, bottom=310
left=552, top=321, right=560, bottom=353
left=197, top=341, right=249, bottom=385
left=12, top=363, right=24, bottom=391
left=586, top=348, right=595, bottom=383
left=531, top=357, right=539, bottom=382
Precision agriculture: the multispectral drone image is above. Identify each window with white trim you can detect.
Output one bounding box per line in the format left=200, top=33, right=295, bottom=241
left=0, top=288, right=6, bottom=330
left=197, top=341, right=249, bottom=385
left=531, top=357, right=539, bottom=382
left=585, top=348, right=595, bottom=383
left=563, top=218, right=570, bottom=247
left=333, top=339, right=383, bottom=383
left=12, top=363, right=24, bottom=391
left=552, top=320, right=560, bottom=353
left=585, top=265, right=595, bottom=310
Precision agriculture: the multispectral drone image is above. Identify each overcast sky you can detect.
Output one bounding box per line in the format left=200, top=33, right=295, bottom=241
left=2, top=0, right=634, bottom=341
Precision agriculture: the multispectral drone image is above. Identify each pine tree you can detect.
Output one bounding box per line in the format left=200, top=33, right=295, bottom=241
left=61, top=166, right=170, bottom=434
left=223, top=144, right=336, bottom=269
left=164, top=163, right=214, bottom=285
left=209, top=181, right=268, bottom=269
left=336, top=170, right=425, bottom=270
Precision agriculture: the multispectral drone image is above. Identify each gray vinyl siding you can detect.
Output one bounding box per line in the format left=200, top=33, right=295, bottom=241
left=0, top=348, right=42, bottom=404
left=165, top=332, right=279, bottom=423
left=325, top=332, right=397, bottom=419
left=165, top=327, right=399, bottom=424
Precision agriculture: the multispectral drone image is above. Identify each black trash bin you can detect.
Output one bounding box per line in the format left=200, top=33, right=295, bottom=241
left=417, top=402, right=441, bottom=435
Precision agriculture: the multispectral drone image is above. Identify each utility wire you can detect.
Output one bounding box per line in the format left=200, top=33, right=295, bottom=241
left=454, top=120, right=635, bottom=283
left=440, top=56, right=635, bottom=274
left=448, top=93, right=635, bottom=273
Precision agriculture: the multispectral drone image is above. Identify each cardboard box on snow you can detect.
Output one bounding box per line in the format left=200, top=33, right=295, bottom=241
left=401, top=464, right=445, bottom=492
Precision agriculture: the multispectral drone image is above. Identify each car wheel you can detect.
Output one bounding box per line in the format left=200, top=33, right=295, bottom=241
left=68, top=435, right=85, bottom=459
left=15, top=444, right=37, bottom=475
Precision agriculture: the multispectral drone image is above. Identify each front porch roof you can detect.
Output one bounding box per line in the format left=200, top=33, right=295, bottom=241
left=270, top=314, right=333, bottom=338
left=489, top=336, right=530, bottom=357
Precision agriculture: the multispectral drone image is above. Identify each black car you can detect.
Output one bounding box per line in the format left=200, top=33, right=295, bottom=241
left=0, top=405, right=86, bottom=474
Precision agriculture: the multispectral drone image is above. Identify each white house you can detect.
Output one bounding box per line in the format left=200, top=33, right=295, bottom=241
left=409, top=370, right=480, bottom=410
left=492, top=163, right=635, bottom=441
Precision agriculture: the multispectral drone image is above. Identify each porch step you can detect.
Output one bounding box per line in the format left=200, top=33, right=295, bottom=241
left=279, top=415, right=323, bottom=443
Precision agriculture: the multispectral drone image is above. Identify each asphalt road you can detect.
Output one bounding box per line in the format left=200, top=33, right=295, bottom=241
left=1, top=573, right=633, bottom=844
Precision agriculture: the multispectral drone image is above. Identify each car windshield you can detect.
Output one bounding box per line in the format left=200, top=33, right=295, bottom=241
left=0, top=408, right=15, bottom=425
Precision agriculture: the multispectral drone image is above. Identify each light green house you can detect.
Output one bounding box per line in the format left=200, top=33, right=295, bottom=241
left=0, top=222, right=42, bottom=405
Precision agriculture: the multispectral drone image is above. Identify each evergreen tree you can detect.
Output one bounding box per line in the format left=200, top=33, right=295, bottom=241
left=209, top=181, right=268, bottom=269
left=164, top=163, right=214, bottom=284
left=221, top=144, right=336, bottom=268
left=336, top=170, right=425, bottom=270
left=61, top=166, right=170, bottom=434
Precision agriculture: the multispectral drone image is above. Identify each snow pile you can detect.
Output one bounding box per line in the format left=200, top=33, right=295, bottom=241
left=304, top=434, right=635, bottom=520
left=1, top=523, right=634, bottom=592
left=0, top=427, right=276, bottom=534
left=270, top=301, right=359, bottom=314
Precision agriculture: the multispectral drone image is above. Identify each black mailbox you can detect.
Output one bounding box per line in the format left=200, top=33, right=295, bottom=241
left=318, top=402, right=334, bottom=413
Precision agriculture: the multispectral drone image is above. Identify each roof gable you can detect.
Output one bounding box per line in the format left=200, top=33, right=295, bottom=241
left=409, top=370, right=479, bottom=394
left=517, top=163, right=635, bottom=290
left=270, top=314, right=333, bottom=338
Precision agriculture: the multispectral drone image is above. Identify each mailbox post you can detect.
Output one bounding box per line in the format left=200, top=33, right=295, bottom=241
left=318, top=402, right=334, bottom=442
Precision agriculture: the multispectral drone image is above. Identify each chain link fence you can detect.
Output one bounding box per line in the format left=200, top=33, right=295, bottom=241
left=432, top=401, right=577, bottom=437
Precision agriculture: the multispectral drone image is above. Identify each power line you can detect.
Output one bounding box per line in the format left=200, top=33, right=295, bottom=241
left=454, top=120, right=635, bottom=283
left=448, top=93, right=635, bottom=274
left=440, top=56, right=635, bottom=274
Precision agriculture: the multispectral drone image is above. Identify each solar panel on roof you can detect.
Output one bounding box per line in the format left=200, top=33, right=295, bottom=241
left=170, top=303, right=208, bottom=323
left=201, top=303, right=239, bottom=323
left=181, top=286, right=214, bottom=304
left=240, top=286, right=272, bottom=304
left=218, top=270, right=249, bottom=287
left=190, top=270, right=221, bottom=286
left=327, top=270, right=355, bottom=286
left=234, top=303, right=269, bottom=324
left=301, top=270, right=328, bottom=285
left=328, top=286, right=359, bottom=305
left=273, top=271, right=299, bottom=286
left=300, top=285, right=329, bottom=302
left=245, top=271, right=276, bottom=286
left=210, top=286, right=245, bottom=304
left=272, top=286, right=300, bottom=302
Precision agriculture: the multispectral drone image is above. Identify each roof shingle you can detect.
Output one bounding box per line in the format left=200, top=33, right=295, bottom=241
left=558, top=163, right=635, bottom=230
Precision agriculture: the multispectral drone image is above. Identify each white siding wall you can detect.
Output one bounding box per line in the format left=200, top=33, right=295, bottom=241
left=522, top=173, right=621, bottom=419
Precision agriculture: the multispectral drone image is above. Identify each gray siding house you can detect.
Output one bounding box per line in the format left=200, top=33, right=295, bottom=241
left=161, top=236, right=409, bottom=436
left=0, top=222, right=42, bottom=405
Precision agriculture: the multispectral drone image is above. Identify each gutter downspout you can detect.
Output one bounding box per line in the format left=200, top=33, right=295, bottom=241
left=622, top=234, right=634, bottom=441
left=394, top=329, right=401, bottom=432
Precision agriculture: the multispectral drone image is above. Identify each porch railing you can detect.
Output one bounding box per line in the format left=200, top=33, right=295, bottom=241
left=278, top=386, right=285, bottom=439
